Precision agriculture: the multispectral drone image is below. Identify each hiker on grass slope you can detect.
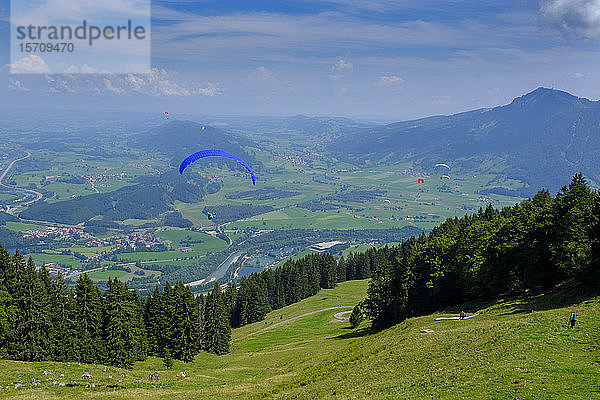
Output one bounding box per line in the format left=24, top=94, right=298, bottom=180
left=569, top=313, right=577, bottom=329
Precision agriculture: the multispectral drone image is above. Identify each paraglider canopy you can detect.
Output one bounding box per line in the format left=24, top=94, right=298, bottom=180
left=179, top=149, right=256, bottom=185
left=434, top=163, right=450, bottom=170
left=417, top=178, right=424, bottom=184
left=440, top=175, right=450, bottom=180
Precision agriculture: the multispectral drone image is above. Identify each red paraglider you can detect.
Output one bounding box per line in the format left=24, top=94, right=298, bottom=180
left=417, top=178, right=424, bottom=184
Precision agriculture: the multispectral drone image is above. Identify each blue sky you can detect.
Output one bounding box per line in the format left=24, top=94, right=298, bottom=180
left=2, top=0, right=600, bottom=120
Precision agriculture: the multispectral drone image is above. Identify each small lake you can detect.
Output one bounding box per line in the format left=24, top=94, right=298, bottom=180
left=238, top=266, right=263, bottom=278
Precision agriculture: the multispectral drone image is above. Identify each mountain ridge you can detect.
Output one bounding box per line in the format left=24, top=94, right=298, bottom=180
left=329, top=87, right=600, bottom=194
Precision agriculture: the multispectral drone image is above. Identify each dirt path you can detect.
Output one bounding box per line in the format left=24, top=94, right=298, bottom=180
left=333, top=310, right=352, bottom=320
left=257, top=306, right=354, bottom=333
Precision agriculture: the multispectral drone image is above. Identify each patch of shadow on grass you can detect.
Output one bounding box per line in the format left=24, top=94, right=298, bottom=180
left=499, top=282, right=600, bottom=316
left=331, top=326, right=372, bottom=340
left=440, top=298, right=499, bottom=315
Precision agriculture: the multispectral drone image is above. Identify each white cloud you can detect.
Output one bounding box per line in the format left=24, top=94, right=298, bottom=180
left=431, top=94, right=457, bottom=107
left=375, top=75, right=404, bottom=87
left=62, top=64, right=95, bottom=74
left=196, top=83, right=223, bottom=97
left=103, top=77, right=127, bottom=95
left=9, top=55, right=51, bottom=74
left=329, top=59, right=353, bottom=80
left=247, top=66, right=278, bottom=83
left=573, top=72, right=585, bottom=78
left=541, top=0, right=600, bottom=39
left=8, top=79, right=30, bottom=92
left=8, top=67, right=222, bottom=98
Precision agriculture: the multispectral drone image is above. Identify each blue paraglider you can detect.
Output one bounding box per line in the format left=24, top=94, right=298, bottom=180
left=179, top=149, right=256, bottom=185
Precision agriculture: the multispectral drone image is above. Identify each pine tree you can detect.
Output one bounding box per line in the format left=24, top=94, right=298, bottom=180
left=319, top=253, right=337, bottom=289
left=0, top=246, right=14, bottom=358
left=349, top=303, right=364, bottom=328
left=197, top=294, right=207, bottom=349
left=10, top=256, right=52, bottom=361
left=129, top=289, right=148, bottom=361
left=48, top=276, right=78, bottom=362
left=103, top=278, right=145, bottom=368
left=202, top=283, right=231, bottom=355
left=551, top=173, right=596, bottom=282
left=247, top=278, right=271, bottom=323
left=345, top=252, right=356, bottom=281
left=589, top=193, right=600, bottom=286
left=75, top=274, right=104, bottom=363
left=336, top=256, right=347, bottom=283
left=171, top=281, right=200, bottom=362
left=144, top=285, right=166, bottom=356
left=161, top=282, right=176, bottom=354
left=0, top=281, right=14, bottom=358
left=163, top=347, right=174, bottom=369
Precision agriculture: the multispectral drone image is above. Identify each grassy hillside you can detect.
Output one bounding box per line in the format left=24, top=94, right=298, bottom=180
left=0, top=280, right=598, bottom=399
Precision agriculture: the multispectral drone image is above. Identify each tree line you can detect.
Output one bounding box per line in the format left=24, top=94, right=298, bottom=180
left=0, top=251, right=232, bottom=368
left=0, top=249, right=379, bottom=367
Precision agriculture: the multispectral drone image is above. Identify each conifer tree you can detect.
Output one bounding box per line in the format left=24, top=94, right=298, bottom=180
left=336, top=256, right=347, bottom=283
left=144, top=285, right=165, bottom=356
left=197, top=293, right=207, bottom=349
left=48, top=276, right=78, bottom=362
left=0, top=246, right=14, bottom=358
left=171, top=281, right=200, bottom=362
left=551, top=173, right=596, bottom=282
left=10, top=256, right=52, bottom=361
left=349, top=303, right=364, bottom=328
left=163, top=347, right=174, bottom=369
left=103, top=278, right=144, bottom=368
left=75, top=274, right=104, bottom=363
left=129, top=289, right=148, bottom=361
left=0, top=281, right=13, bottom=358
left=202, top=283, right=231, bottom=355
left=319, top=253, right=337, bottom=289
left=161, top=282, right=176, bottom=352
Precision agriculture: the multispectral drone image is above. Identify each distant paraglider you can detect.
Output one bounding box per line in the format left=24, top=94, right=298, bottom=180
left=179, top=149, right=256, bottom=185
left=417, top=178, right=424, bottom=184
left=203, top=210, right=215, bottom=220
left=434, top=163, right=451, bottom=180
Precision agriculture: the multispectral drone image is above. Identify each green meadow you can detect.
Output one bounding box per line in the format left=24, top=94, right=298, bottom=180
left=0, top=280, right=597, bottom=399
